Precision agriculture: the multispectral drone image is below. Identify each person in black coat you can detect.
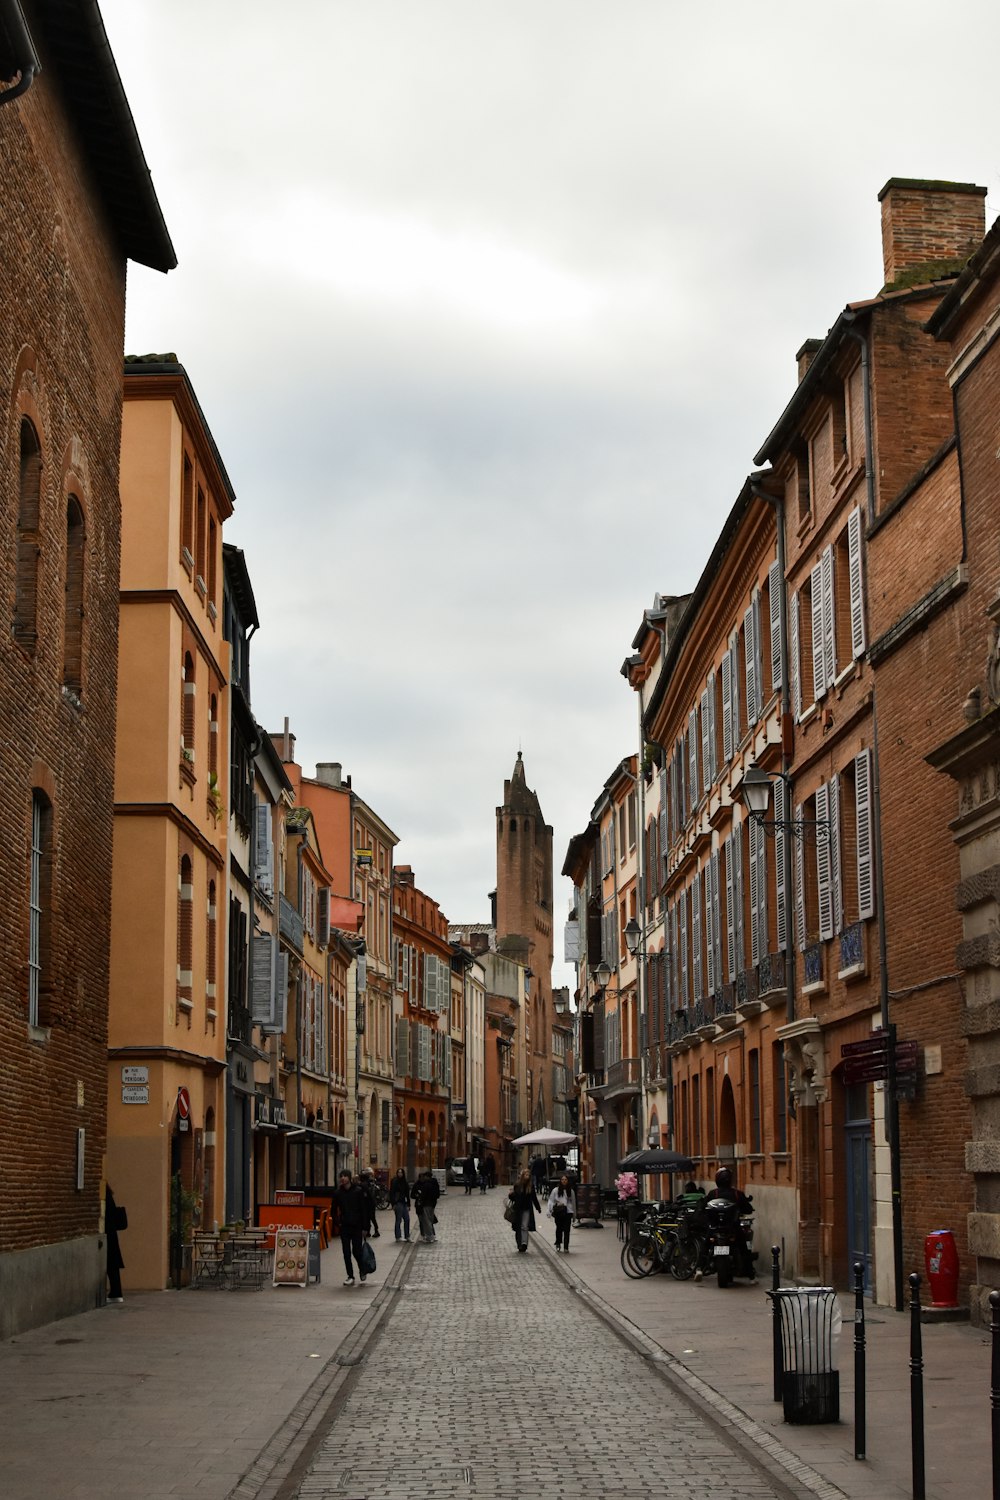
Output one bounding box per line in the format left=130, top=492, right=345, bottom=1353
left=412, top=1169, right=440, bottom=1242
left=388, top=1169, right=411, bottom=1241
left=508, top=1168, right=541, bottom=1253
left=105, top=1184, right=125, bottom=1303
left=332, top=1171, right=371, bottom=1285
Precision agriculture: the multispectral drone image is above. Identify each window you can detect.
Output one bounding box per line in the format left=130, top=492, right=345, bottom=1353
left=209, top=694, right=219, bottom=781
left=749, top=1049, right=761, bottom=1153
left=195, top=486, right=207, bottom=587
left=181, top=453, right=194, bottom=563
left=206, top=880, right=217, bottom=1014
left=28, top=791, right=52, bottom=1027
left=692, top=1072, right=701, bottom=1156
left=773, top=1042, right=788, bottom=1153
left=15, top=418, right=41, bottom=650
left=705, top=1066, right=716, bottom=1153
left=178, top=855, right=193, bottom=1015
left=627, top=790, right=636, bottom=850
left=207, top=516, right=217, bottom=607
left=182, top=653, right=196, bottom=763
left=63, top=497, right=85, bottom=694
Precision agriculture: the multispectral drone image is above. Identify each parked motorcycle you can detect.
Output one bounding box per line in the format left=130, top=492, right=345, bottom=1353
left=701, top=1193, right=756, bottom=1288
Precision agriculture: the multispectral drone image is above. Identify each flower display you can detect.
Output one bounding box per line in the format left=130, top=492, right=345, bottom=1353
left=615, top=1171, right=638, bottom=1201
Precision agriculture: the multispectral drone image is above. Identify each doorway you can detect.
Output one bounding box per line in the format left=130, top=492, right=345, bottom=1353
left=844, top=1082, right=873, bottom=1293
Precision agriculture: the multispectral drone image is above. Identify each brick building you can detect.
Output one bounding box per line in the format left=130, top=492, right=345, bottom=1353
left=0, top=2, right=172, bottom=1334
left=495, top=753, right=555, bottom=1129
left=925, top=212, right=1000, bottom=1325
left=392, top=867, right=452, bottom=1174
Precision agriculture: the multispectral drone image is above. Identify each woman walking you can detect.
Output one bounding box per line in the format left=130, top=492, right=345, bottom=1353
left=546, top=1173, right=576, bottom=1252
left=508, top=1168, right=541, bottom=1253
left=388, top=1168, right=411, bottom=1242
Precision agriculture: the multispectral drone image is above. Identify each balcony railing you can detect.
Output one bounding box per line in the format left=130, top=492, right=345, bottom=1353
left=758, top=950, right=786, bottom=998
left=605, top=1057, right=640, bottom=1095
left=804, top=942, right=824, bottom=988
left=839, top=921, right=865, bottom=975
left=227, top=1000, right=252, bottom=1047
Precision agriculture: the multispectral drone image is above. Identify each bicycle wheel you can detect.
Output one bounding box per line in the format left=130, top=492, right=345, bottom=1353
left=620, top=1241, right=650, bottom=1279
left=671, top=1233, right=703, bottom=1281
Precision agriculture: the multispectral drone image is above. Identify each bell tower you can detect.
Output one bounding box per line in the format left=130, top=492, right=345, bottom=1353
left=496, top=752, right=553, bottom=1126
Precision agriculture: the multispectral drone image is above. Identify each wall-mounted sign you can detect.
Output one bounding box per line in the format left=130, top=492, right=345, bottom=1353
left=121, top=1066, right=148, bottom=1085
left=177, top=1086, right=191, bottom=1132
left=122, top=1086, right=149, bottom=1104
left=355, top=848, right=373, bottom=867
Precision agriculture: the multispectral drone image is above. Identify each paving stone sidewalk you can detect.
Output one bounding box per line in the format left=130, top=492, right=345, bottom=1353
left=291, top=1196, right=802, bottom=1500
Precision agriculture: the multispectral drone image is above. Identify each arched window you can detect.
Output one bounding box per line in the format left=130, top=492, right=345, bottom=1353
left=182, top=653, right=195, bottom=764
left=178, top=855, right=193, bottom=1016
left=206, top=879, right=217, bottom=1017
left=63, top=496, right=85, bottom=694
left=15, top=419, right=41, bottom=649
left=28, top=790, right=53, bottom=1027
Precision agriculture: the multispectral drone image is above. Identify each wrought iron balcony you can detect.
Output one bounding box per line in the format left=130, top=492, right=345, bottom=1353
left=227, top=999, right=252, bottom=1047
left=804, top=942, right=824, bottom=989
left=758, top=950, right=786, bottom=999
left=839, top=921, right=866, bottom=976
left=604, top=1057, right=640, bottom=1097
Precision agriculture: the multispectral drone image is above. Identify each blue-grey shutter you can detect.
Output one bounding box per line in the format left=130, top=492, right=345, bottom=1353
left=254, top=800, right=273, bottom=897
left=268, top=950, right=288, bottom=1035
left=729, top=637, right=741, bottom=747
left=756, top=816, right=768, bottom=963
left=752, top=588, right=763, bottom=717
left=830, top=772, right=843, bottom=935
left=821, top=544, right=836, bottom=687
left=711, top=848, right=722, bottom=994
left=704, top=860, right=715, bottom=998
left=691, top=870, right=702, bottom=1001
left=396, top=1017, right=409, bottom=1078
left=775, top=778, right=787, bottom=952
left=700, top=689, right=711, bottom=789
left=688, top=709, right=699, bottom=808
left=679, top=886, right=688, bottom=1007
left=733, top=823, right=745, bottom=976
left=251, top=932, right=274, bottom=1024
left=794, top=805, right=806, bottom=950
left=789, top=589, right=801, bottom=721
left=810, top=560, right=826, bottom=702
left=725, top=836, right=737, bottom=983
left=748, top=814, right=760, bottom=965
left=769, top=558, right=783, bottom=693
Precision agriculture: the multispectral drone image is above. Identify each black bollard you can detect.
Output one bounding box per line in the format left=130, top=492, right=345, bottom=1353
left=910, top=1272, right=925, bottom=1500
left=991, top=1290, right=1000, bottom=1500
left=772, top=1245, right=783, bottom=1403
left=854, top=1261, right=866, bottom=1461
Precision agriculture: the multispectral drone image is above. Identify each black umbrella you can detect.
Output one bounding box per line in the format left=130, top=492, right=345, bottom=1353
left=617, top=1148, right=697, bottom=1174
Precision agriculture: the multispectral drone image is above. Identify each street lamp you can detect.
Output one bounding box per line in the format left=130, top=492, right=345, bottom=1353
left=736, top=762, right=829, bottom=841
left=624, top=917, right=641, bottom=956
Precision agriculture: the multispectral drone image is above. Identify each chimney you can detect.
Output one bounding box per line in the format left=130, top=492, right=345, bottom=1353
left=878, top=178, right=986, bottom=288
left=315, top=761, right=342, bottom=788
left=268, top=722, right=295, bottom=763
left=796, top=338, right=823, bottom=383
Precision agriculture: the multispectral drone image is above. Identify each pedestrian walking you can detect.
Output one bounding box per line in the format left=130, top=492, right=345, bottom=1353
left=332, top=1170, right=371, bottom=1285
left=484, top=1152, right=496, bottom=1188
left=463, top=1153, right=477, bottom=1195
left=530, top=1154, right=546, bottom=1197
left=508, top=1168, right=541, bottom=1253
left=546, top=1174, right=576, bottom=1252
left=105, top=1184, right=127, bottom=1303
left=360, top=1169, right=381, bottom=1237
left=389, top=1168, right=411, bottom=1241
left=478, top=1158, right=488, bottom=1193
left=412, top=1168, right=440, bottom=1242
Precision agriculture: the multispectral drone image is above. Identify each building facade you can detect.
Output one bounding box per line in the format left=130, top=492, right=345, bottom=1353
left=0, top=0, right=173, bottom=1335
left=392, top=867, right=452, bottom=1174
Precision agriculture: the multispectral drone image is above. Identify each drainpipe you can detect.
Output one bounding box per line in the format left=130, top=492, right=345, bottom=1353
left=0, top=0, right=40, bottom=107
left=750, top=480, right=795, bottom=1025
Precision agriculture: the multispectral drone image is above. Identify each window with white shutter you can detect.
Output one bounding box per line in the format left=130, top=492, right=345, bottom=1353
left=789, top=590, right=801, bottom=720
left=721, top=651, right=733, bottom=762
left=691, top=871, right=702, bottom=1001
left=775, top=779, right=787, bottom=952
left=847, top=506, right=866, bottom=658
left=688, top=708, right=699, bottom=808
left=744, top=604, right=757, bottom=726
left=679, top=886, right=688, bottom=1007
left=725, top=835, right=736, bottom=983
left=700, top=689, right=711, bottom=789
left=794, top=805, right=806, bottom=951
left=710, top=848, right=722, bottom=995
left=749, top=815, right=761, bottom=965
left=254, top=800, right=273, bottom=897
left=821, top=544, right=836, bottom=687
left=396, top=1017, right=409, bottom=1079
left=829, top=772, right=843, bottom=935
left=251, top=933, right=274, bottom=1025
left=752, top=588, right=763, bottom=716
left=810, top=559, right=826, bottom=702
left=855, top=749, right=874, bottom=920
left=732, top=821, right=745, bottom=976
left=730, top=635, right=741, bottom=746
left=815, top=783, right=834, bottom=941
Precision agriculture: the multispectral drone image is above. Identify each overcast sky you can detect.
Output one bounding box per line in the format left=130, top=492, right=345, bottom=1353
left=102, top=0, right=1000, bottom=992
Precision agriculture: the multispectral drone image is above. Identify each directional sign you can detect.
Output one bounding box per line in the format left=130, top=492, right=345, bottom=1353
left=841, top=1033, right=888, bottom=1059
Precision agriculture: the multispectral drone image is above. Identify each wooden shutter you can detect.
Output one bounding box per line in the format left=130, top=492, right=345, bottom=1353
left=774, top=778, right=787, bottom=952
left=725, top=836, right=736, bottom=983
left=743, top=605, right=757, bottom=726
left=705, top=860, right=715, bottom=998
left=679, top=887, right=689, bottom=1006
left=810, top=560, right=825, bottom=702
left=794, top=805, right=806, bottom=950
left=251, top=932, right=274, bottom=1024
left=721, top=651, right=733, bottom=762
left=688, top=708, right=699, bottom=808
left=748, top=815, right=760, bottom=965
left=708, top=672, right=718, bottom=782
left=692, top=870, right=702, bottom=1001
left=855, top=749, right=875, bottom=920
left=789, top=590, right=801, bottom=721
left=730, top=636, right=741, bottom=747
left=821, top=544, right=836, bottom=687
left=733, top=823, right=745, bottom=976
left=701, top=689, right=711, bottom=789
left=847, top=506, right=866, bottom=658
left=272, top=951, right=289, bottom=1034
left=580, top=1012, right=594, bottom=1071
left=254, top=800, right=273, bottom=896
left=768, top=558, right=783, bottom=692
left=815, top=782, right=833, bottom=941
left=317, top=887, right=330, bottom=946
left=757, top=817, right=769, bottom=963
left=593, top=998, right=606, bottom=1071
left=829, top=772, right=843, bottom=935
left=671, top=903, right=680, bottom=1008
left=752, top=588, right=763, bottom=717
left=396, top=1017, right=409, bottom=1077
left=711, top=848, right=722, bottom=995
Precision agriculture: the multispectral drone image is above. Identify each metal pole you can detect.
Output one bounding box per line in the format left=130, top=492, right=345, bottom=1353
left=909, top=1272, right=925, bottom=1500
left=991, top=1289, right=1000, bottom=1500
left=772, top=1245, right=783, bottom=1402
left=854, top=1261, right=866, bottom=1460
left=872, top=689, right=904, bottom=1312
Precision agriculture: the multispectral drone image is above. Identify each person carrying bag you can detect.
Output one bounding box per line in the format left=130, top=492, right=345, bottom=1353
left=546, top=1174, right=576, bottom=1252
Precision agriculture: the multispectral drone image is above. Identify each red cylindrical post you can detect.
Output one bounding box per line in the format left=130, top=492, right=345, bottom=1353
left=924, top=1229, right=959, bottom=1309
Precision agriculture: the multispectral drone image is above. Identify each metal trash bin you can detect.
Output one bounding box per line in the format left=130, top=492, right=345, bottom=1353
left=771, top=1287, right=842, bottom=1424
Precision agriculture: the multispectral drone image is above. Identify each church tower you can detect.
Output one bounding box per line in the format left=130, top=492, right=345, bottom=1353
left=495, top=752, right=553, bottom=1128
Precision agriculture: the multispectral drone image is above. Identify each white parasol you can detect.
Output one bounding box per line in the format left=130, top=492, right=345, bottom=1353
left=509, top=1127, right=577, bottom=1147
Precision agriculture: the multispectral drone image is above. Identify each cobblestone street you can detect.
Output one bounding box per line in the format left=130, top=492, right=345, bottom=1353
left=292, top=1194, right=790, bottom=1500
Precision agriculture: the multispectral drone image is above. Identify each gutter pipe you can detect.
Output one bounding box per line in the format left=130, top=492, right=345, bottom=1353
left=0, top=0, right=40, bottom=106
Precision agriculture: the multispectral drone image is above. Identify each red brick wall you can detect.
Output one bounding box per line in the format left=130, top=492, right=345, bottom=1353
left=0, top=56, right=127, bottom=1257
